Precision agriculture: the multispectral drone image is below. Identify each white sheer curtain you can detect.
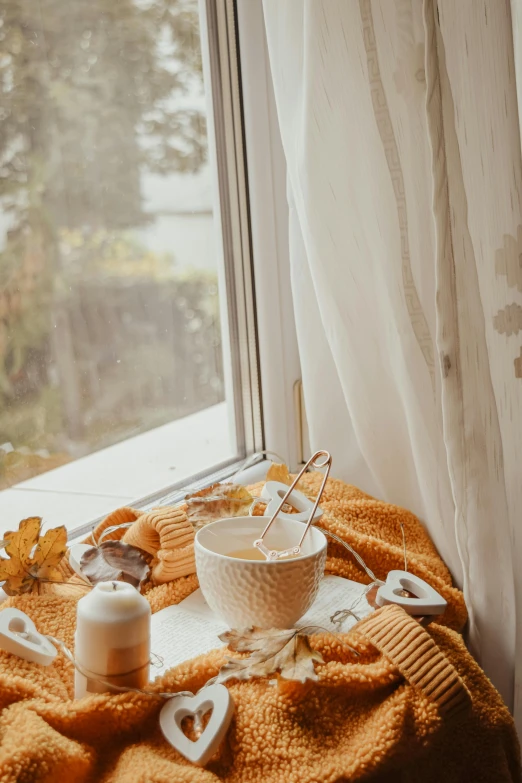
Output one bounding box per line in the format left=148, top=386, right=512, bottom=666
left=262, top=0, right=522, bottom=727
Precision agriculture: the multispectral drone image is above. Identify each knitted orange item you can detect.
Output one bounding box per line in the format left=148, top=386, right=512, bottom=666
left=0, top=594, right=518, bottom=782
left=89, top=506, right=144, bottom=545
left=358, top=604, right=469, bottom=719
left=122, top=507, right=195, bottom=583
left=60, top=506, right=196, bottom=586
left=0, top=476, right=518, bottom=780
left=87, top=475, right=467, bottom=631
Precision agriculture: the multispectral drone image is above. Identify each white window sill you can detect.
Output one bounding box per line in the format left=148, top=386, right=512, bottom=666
left=0, top=403, right=234, bottom=536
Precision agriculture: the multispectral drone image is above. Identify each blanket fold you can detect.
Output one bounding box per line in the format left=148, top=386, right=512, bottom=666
left=0, top=476, right=518, bottom=782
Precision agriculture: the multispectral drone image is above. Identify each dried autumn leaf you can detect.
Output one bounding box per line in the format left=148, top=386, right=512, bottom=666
left=224, top=628, right=324, bottom=680
left=214, top=627, right=324, bottom=685
left=80, top=541, right=150, bottom=589
left=265, top=463, right=310, bottom=500
left=266, top=463, right=292, bottom=485
left=0, top=517, right=68, bottom=595
left=0, top=556, right=32, bottom=596
left=277, top=635, right=323, bottom=681
left=29, top=525, right=67, bottom=580
left=4, top=516, right=41, bottom=563
left=185, top=483, right=253, bottom=529
left=221, top=627, right=294, bottom=654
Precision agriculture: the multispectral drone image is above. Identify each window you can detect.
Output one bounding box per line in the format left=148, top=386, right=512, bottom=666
left=0, top=0, right=267, bottom=534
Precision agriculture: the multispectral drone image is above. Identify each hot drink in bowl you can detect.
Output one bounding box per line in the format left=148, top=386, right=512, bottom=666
left=195, top=516, right=327, bottom=629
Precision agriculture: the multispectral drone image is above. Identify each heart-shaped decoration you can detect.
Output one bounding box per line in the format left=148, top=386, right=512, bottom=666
left=261, top=481, right=323, bottom=524
left=0, top=608, right=57, bottom=666
left=160, top=684, right=234, bottom=766
left=375, top=571, right=447, bottom=616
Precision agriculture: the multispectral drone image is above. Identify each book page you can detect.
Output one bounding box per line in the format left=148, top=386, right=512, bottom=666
left=150, top=600, right=227, bottom=676
left=298, top=574, right=373, bottom=631
left=150, top=575, right=373, bottom=675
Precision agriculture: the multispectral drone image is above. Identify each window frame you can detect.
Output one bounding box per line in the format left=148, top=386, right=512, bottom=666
left=235, top=0, right=303, bottom=469
left=202, top=0, right=264, bottom=461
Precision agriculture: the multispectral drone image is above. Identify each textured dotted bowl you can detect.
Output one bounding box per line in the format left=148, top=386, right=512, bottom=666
left=195, top=516, right=327, bottom=629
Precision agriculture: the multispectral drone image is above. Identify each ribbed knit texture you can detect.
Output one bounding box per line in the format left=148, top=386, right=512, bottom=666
left=58, top=507, right=196, bottom=586
left=122, top=506, right=195, bottom=583
left=357, top=604, right=471, bottom=718
left=88, top=507, right=143, bottom=545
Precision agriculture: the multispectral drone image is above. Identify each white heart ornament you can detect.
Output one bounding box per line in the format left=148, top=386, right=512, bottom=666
left=160, top=684, right=234, bottom=766
left=375, top=571, right=447, bottom=616
left=0, top=608, right=57, bottom=666
left=261, top=480, right=323, bottom=523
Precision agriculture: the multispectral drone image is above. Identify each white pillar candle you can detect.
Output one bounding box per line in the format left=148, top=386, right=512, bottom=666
left=74, top=581, right=151, bottom=699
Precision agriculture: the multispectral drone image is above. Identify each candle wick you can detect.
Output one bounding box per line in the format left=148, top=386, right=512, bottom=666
left=112, top=581, right=118, bottom=591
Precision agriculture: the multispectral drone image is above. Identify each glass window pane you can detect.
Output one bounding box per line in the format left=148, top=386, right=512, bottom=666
left=0, top=0, right=240, bottom=501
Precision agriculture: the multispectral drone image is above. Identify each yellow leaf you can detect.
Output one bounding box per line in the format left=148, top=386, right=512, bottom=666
left=0, top=557, right=21, bottom=578
left=265, top=464, right=309, bottom=503
left=0, top=519, right=68, bottom=595
left=0, top=556, right=32, bottom=596
left=4, top=517, right=41, bottom=563
left=30, top=525, right=67, bottom=579
left=266, top=463, right=292, bottom=485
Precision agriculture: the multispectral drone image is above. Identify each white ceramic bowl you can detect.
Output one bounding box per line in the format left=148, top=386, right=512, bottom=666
left=195, top=515, right=327, bottom=629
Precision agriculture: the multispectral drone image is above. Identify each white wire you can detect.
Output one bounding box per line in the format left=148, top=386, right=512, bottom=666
left=317, top=526, right=385, bottom=587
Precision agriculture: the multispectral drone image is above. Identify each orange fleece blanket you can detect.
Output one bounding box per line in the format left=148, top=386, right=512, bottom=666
left=0, top=476, right=519, bottom=782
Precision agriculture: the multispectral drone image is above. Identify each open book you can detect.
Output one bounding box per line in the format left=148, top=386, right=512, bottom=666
left=150, top=575, right=373, bottom=675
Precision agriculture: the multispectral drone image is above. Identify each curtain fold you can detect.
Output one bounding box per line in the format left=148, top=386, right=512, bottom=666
left=262, top=0, right=522, bottom=726
left=424, top=0, right=517, bottom=709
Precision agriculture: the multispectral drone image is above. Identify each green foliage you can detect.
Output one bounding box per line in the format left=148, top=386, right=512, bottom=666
left=0, top=268, right=222, bottom=475
left=0, top=385, right=64, bottom=451
left=0, top=0, right=207, bottom=391
left=0, top=0, right=206, bottom=230
left=0, top=178, right=56, bottom=398
left=0, top=0, right=216, bottom=486
left=58, top=229, right=176, bottom=283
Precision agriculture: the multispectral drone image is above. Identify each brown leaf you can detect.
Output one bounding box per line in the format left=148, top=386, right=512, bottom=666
left=214, top=627, right=324, bottom=685
left=185, top=484, right=253, bottom=528
left=80, top=541, right=150, bottom=589
left=277, top=635, right=323, bottom=681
